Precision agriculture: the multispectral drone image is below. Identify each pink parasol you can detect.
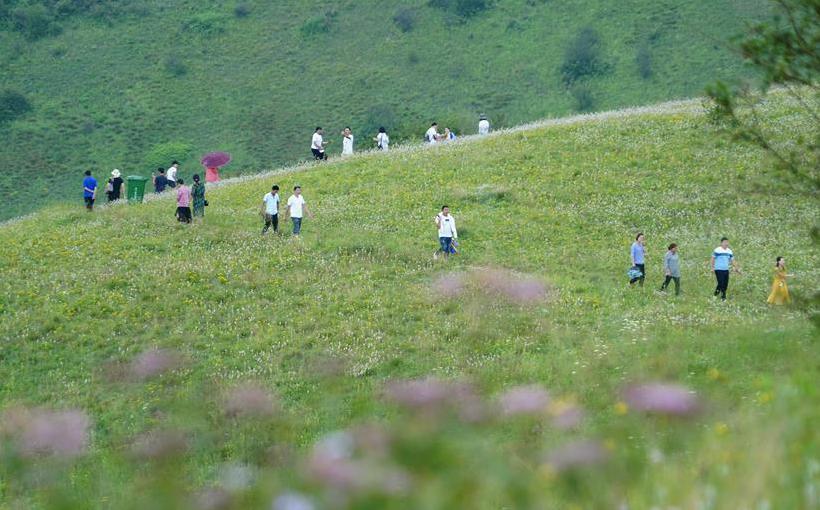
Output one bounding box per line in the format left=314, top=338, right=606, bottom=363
left=201, top=152, right=231, bottom=168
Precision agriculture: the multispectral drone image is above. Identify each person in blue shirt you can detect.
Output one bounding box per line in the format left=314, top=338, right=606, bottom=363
left=711, top=237, right=741, bottom=300
left=629, top=233, right=646, bottom=286
left=82, top=170, right=97, bottom=211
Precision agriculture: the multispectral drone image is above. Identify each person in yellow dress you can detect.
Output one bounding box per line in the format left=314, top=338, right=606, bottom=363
left=767, top=256, right=792, bottom=305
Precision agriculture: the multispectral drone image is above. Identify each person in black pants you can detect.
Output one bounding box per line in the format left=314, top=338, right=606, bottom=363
left=710, top=237, right=740, bottom=300
left=629, top=233, right=647, bottom=286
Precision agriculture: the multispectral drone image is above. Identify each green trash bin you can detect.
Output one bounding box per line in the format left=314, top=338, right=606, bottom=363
left=126, top=176, right=149, bottom=204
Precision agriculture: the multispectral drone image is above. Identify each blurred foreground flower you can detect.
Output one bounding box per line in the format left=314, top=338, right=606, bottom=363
left=272, top=491, right=315, bottom=510
left=623, top=383, right=701, bottom=416
left=549, top=400, right=584, bottom=429
left=432, top=272, right=466, bottom=298
left=129, top=348, right=182, bottom=380
left=224, top=383, right=277, bottom=418
left=430, top=267, right=555, bottom=305
left=385, top=378, right=485, bottom=422
left=499, top=385, right=550, bottom=416
left=1, top=407, right=91, bottom=458
left=131, top=429, right=187, bottom=460
left=545, top=440, right=609, bottom=472
left=194, top=487, right=232, bottom=510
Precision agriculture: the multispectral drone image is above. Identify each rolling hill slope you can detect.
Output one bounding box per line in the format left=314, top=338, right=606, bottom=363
left=0, top=92, right=817, bottom=508
left=0, top=0, right=771, bottom=220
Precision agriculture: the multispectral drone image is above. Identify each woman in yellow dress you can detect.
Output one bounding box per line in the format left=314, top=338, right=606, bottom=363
left=767, top=256, right=792, bottom=305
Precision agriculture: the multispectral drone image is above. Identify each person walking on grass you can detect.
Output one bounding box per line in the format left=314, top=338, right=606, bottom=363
left=629, top=233, right=646, bottom=287
left=261, top=185, right=280, bottom=235
left=478, top=114, right=490, bottom=135
left=106, top=169, right=124, bottom=202
left=711, top=237, right=740, bottom=300
left=311, top=127, right=329, bottom=161
left=425, top=122, right=440, bottom=145
left=175, top=178, right=192, bottom=224
left=767, top=256, right=792, bottom=305
left=166, top=161, right=179, bottom=189
left=191, top=174, right=206, bottom=222
left=153, top=168, right=168, bottom=194
left=434, top=205, right=458, bottom=260
left=659, top=243, right=681, bottom=295
left=285, top=186, right=313, bottom=235
left=374, top=127, right=389, bottom=151
left=341, top=127, right=354, bottom=156
left=82, top=170, right=97, bottom=212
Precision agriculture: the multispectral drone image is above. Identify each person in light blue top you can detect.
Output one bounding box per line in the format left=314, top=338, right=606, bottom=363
left=629, top=233, right=646, bottom=286
left=711, top=237, right=740, bottom=300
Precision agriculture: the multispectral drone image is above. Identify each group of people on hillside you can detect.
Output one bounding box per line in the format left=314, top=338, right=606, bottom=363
left=260, top=185, right=313, bottom=235
left=309, top=115, right=491, bottom=160
left=629, top=233, right=792, bottom=304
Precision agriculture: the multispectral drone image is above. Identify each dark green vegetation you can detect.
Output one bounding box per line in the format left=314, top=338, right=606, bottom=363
left=0, top=0, right=770, bottom=220
left=0, top=93, right=817, bottom=508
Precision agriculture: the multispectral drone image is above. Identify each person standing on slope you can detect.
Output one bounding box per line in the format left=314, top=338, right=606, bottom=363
left=311, top=127, right=329, bottom=161
left=82, top=170, right=97, bottom=212
left=629, top=233, right=646, bottom=287
left=478, top=114, right=490, bottom=135
left=175, top=178, right=192, bottom=224
left=261, top=184, right=280, bottom=235
left=106, top=169, right=124, bottom=202
left=434, top=205, right=458, bottom=260
left=341, top=127, right=354, bottom=156
left=167, top=161, right=179, bottom=189
left=374, top=127, right=389, bottom=151
left=425, top=123, right=440, bottom=145
left=767, top=256, right=792, bottom=305
left=711, top=237, right=740, bottom=300
left=191, top=174, right=206, bottom=222
left=285, top=185, right=313, bottom=235
left=153, top=168, right=169, bottom=194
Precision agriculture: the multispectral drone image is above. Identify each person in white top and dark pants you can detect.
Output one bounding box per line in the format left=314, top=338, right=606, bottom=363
left=434, top=205, right=458, bottom=259
left=167, top=160, right=179, bottom=188
left=285, top=185, right=313, bottom=235
left=311, top=127, right=329, bottom=161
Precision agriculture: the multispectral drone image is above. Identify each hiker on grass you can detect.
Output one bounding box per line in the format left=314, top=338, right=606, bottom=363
left=478, top=114, right=490, bottom=135
left=425, top=123, right=440, bottom=144
left=711, top=237, right=740, bottom=300
left=261, top=185, right=280, bottom=235
left=660, top=243, right=681, bottom=295
left=374, top=127, right=389, bottom=151
left=311, top=127, right=329, bottom=161
left=629, top=233, right=646, bottom=287
left=167, top=161, right=179, bottom=188
left=106, top=169, right=124, bottom=202
left=341, top=127, right=354, bottom=156
left=82, top=170, right=97, bottom=212
left=434, top=205, right=458, bottom=260
left=175, top=178, right=192, bottom=224
left=192, top=174, right=206, bottom=222
left=153, top=168, right=169, bottom=194
left=285, top=186, right=313, bottom=235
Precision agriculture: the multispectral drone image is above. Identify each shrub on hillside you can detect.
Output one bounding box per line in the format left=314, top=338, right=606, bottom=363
left=164, top=55, right=187, bottom=77
left=182, top=11, right=228, bottom=35
left=300, top=10, right=337, bottom=38
left=636, top=45, right=652, bottom=79
left=144, top=141, right=193, bottom=170
left=429, top=0, right=492, bottom=20
left=393, top=7, right=417, bottom=32
left=561, top=27, right=610, bottom=86
left=233, top=3, right=251, bottom=18
left=0, top=90, right=33, bottom=124
left=11, top=4, right=61, bottom=40
left=571, top=84, right=595, bottom=112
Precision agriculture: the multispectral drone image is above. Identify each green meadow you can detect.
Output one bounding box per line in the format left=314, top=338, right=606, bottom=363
left=0, top=92, right=816, bottom=508
left=0, top=0, right=770, bottom=220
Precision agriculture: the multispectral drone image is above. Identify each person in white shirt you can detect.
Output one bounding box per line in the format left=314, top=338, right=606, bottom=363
left=425, top=123, right=440, bottom=144
left=340, top=127, right=354, bottom=156
left=311, top=127, right=329, bottom=161
left=434, top=205, right=458, bottom=260
left=167, top=160, right=179, bottom=188
left=260, top=184, right=280, bottom=235
left=374, top=126, right=389, bottom=151
left=478, top=114, right=490, bottom=135
left=285, top=185, right=313, bottom=235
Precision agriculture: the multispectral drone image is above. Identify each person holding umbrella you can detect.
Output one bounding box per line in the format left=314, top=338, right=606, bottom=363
left=201, top=152, right=231, bottom=183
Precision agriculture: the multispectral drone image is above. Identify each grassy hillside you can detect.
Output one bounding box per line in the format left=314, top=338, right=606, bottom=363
left=0, top=92, right=817, bottom=508
left=0, top=0, right=771, bottom=220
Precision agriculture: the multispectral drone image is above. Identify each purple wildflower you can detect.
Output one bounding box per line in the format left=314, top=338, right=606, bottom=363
left=129, top=348, right=181, bottom=381
left=623, top=383, right=701, bottom=416
left=224, top=383, right=277, bottom=418
left=545, top=440, right=609, bottom=472
left=499, top=385, right=551, bottom=416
